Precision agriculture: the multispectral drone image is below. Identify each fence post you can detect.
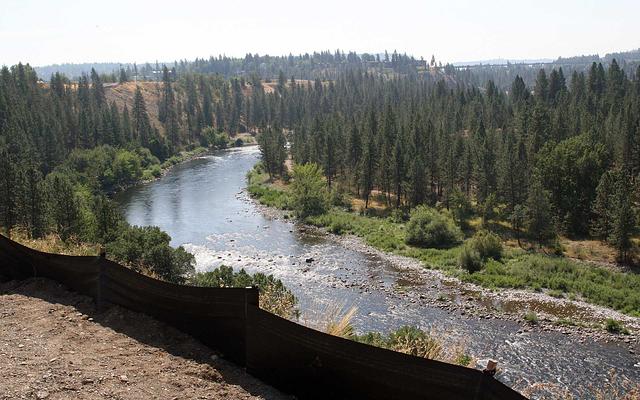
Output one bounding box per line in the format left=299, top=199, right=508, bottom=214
left=244, top=286, right=259, bottom=368
left=96, top=247, right=106, bottom=312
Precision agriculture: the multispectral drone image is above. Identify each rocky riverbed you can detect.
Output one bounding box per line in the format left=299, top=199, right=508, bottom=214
left=256, top=199, right=640, bottom=355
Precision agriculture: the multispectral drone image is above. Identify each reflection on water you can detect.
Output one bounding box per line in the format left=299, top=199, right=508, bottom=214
left=116, top=146, right=639, bottom=396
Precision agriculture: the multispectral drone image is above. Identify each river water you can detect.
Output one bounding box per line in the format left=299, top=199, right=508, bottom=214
left=115, top=146, right=639, bottom=397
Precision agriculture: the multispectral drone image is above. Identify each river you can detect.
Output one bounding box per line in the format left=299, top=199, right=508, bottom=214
left=115, top=146, right=640, bottom=398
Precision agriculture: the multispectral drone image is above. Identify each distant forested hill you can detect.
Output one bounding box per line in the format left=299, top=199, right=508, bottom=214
left=33, top=50, right=428, bottom=82
left=35, top=63, right=132, bottom=80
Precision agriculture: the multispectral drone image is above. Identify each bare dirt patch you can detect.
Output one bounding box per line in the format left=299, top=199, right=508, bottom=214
left=0, top=278, right=290, bottom=400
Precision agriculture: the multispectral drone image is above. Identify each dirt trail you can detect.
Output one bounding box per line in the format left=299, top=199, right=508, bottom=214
left=0, top=278, right=290, bottom=400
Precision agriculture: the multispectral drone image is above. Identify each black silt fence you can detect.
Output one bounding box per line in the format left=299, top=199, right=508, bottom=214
left=0, top=234, right=527, bottom=400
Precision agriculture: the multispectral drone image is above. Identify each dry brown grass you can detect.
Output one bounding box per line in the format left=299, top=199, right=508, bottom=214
left=105, top=81, right=163, bottom=134
left=392, top=328, right=443, bottom=360
left=8, top=229, right=99, bottom=256
left=562, top=238, right=619, bottom=264
left=321, top=302, right=358, bottom=338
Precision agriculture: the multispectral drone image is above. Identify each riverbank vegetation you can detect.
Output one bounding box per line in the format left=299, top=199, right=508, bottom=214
left=0, top=64, right=246, bottom=282
left=354, top=326, right=473, bottom=367
left=190, top=266, right=298, bottom=319
left=248, top=165, right=640, bottom=316
left=318, top=302, right=472, bottom=366
left=244, top=56, right=640, bottom=318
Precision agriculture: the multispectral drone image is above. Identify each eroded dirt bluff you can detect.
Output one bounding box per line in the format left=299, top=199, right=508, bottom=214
left=0, top=278, right=290, bottom=400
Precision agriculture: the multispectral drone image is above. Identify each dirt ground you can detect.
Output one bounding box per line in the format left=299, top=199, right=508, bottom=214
left=0, top=278, right=291, bottom=400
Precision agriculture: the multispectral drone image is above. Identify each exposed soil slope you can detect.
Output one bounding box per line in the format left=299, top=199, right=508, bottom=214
left=0, top=278, right=290, bottom=400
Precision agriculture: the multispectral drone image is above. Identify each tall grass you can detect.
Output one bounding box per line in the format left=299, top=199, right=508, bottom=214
left=315, top=301, right=473, bottom=367
left=320, top=303, right=358, bottom=338
left=354, top=326, right=473, bottom=367
left=246, top=167, right=292, bottom=209
left=465, top=254, right=640, bottom=316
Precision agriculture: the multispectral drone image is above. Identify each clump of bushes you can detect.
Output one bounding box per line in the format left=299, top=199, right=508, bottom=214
left=405, top=206, right=463, bottom=248
left=106, top=225, right=195, bottom=284
left=202, top=126, right=231, bottom=148
left=355, top=326, right=472, bottom=366
left=247, top=166, right=292, bottom=209
left=191, top=266, right=298, bottom=319
left=604, top=319, right=629, bottom=334
left=329, top=219, right=353, bottom=235
left=389, top=208, right=408, bottom=223
left=459, top=245, right=484, bottom=273
left=469, top=230, right=503, bottom=260
left=524, top=311, right=538, bottom=324
left=330, top=188, right=352, bottom=209
left=142, top=164, right=162, bottom=181
left=459, top=230, right=503, bottom=273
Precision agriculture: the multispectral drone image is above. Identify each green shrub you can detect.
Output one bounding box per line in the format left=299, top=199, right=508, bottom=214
left=469, top=230, right=502, bottom=260
left=191, top=266, right=298, bottom=319
left=449, top=188, right=473, bottom=227
left=389, top=208, right=408, bottom=223
left=202, top=127, right=230, bottom=148
left=134, top=147, right=161, bottom=169
left=106, top=226, right=195, bottom=284
left=604, top=319, right=629, bottom=334
left=459, top=244, right=484, bottom=273
left=330, top=188, right=351, bottom=209
left=329, top=219, right=352, bottom=235
left=150, top=164, right=162, bottom=177
left=480, top=193, right=497, bottom=224
left=405, top=206, right=463, bottom=248
left=291, top=163, right=330, bottom=218
left=142, top=165, right=162, bottom=181
left=524, top=311, right=538, bottom=324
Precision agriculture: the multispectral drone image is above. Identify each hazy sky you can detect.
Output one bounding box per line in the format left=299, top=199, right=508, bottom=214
left=1, top=0, right=638, bottom=67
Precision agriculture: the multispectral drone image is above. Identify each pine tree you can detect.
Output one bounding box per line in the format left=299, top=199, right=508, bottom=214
left=159, top=66, right=180, bottom=148
left=347, top=121, right=362, bottom=195
left=534, top=69, right=549, bottom=104
left=122, top=104, right=132, bottom=143
left=392, top=131, right=405, bottom=208
left=0, top=148, right=21, bottom=236
left=609, top=174, right=635, bottom=263
left=360, top=123, right=377, bottom=208
left=24, top=164, right=48, bottom=238
left=132, top=86, right=151, bottom=146
left=525, top=175, right=555, bottom=247
left=591, top=169, right=615, bottom=239
left=90, top=68, right=106, bottom=107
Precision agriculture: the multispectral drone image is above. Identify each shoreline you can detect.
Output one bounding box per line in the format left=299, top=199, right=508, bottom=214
left=113, top=143, right=259, bottom=197
left=251, top=191, right=640, bottom=353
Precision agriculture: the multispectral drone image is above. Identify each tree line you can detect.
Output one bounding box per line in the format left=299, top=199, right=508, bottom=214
left=255, top=60, right=640, bottom=262
left=3, top=55, right=640, bottom=266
